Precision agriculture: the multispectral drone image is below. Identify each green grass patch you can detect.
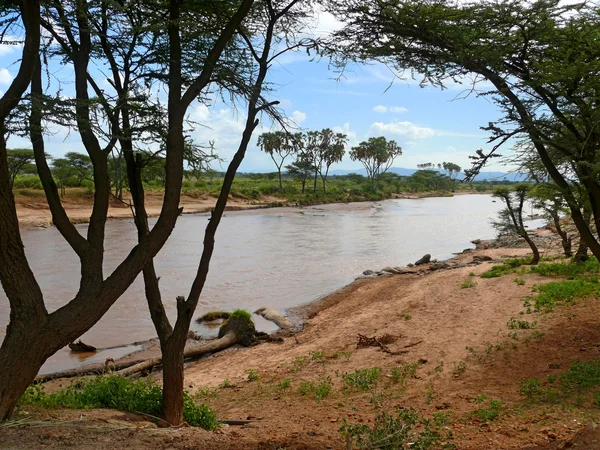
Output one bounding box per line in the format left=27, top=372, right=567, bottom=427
left=471, top=399, right=504, bottom=421
left=530, top=257, right=600, bottom=279
left=19, top=376, right=217, bottom=429
left=480, top=258, right=531, bottom=278
left=520, top=358, right=600, bottom=406
left=531, top=279, right=600, bottom=311
left=342, top=367, right=382, bottom=391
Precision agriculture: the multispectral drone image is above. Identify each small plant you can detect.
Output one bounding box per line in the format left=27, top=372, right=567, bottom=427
left=390, top=362, right=419, bottom=385
left=508, top=317, right=536, bottom=330
left=402, top=313, right=411, bottom=320
left=342, top=367, right=382, bottom=391
left=219, top=379, right=233, bottom=389
left=472, top=399, right=504, bottom=421
left=472, top=393, right=488, bottom=405
left=340, top=407, right=454, bottom=450
left=469, top=271, right=476, bottom=277
left=453, top=361, right=467, bottom=376
left=532, top=331, right=545, bottom=339
left=310, top=350, right=327, bottom=363
left=520, top=378, right=541, bottom=399
left=245, top=369, right=260, bottom=382
left=460, top=279, right=477, bottom=289
left=425, top=388, right=436, bottom=405
left=298, top=381, right=314, bottom=396
left=314, top=377, right=333, bottom=401
left=513, top=278, right=525, bottom=285
left=276, top=378, right=291, bottom=390
left=290, top=355, right=308, bottom=372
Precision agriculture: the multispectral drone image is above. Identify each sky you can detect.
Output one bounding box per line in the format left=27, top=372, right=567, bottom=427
left=0, top=7, right=513, bottom=175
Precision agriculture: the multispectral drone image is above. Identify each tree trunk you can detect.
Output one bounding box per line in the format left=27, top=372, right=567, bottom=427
left=574, top=237, right=589, bottom=263
left=277, top=169, right=283, bottom=192
left=313, top=169, right=318, bottom=193
left=552, top=213, right=572, bottom=257
left=0, top=326, right=50, bottom=420
left=161, top=339, right=185, bottom=426
left=522, top=233, right=540, bottom=265
left=301, top=180, right=305, bottom=193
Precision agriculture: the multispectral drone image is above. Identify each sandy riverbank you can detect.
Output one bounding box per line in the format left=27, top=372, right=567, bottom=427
left=7, top=225, right=600, bottom=449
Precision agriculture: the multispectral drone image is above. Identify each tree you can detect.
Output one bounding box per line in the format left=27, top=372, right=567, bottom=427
left=286, top=156, right=314, bottom=193
left=258, top=131, right=297, bottom=191
left=439, top=162, right=461, bottom=191
left=64, top=152, right=93, bottom=186
left=0, top=0, right=260, bottom=422
left=318, top=131, right=346, bottom=192
left=51, top=158, right=78, bottom=197
left=493, top=185, right=540, bottom=265
left=530, top=183, right=572, bottom=258
left=349, top=136, right=402, bottom=192
left=6, top=149, right=35, bottom=188
left=326, top=0, right=600, bottom=261
left=406, top=169, right=451, bottom=192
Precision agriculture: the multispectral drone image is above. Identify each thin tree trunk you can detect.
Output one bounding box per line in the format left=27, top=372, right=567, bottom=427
left=552, top=212, right=572, bottom=257
left=522, top=233, right=540, bottom=265
left=277, top=168, right=283, bottom=191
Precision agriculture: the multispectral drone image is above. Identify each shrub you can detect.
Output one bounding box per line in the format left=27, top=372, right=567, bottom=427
left=19, top=376, right=217, bottom=429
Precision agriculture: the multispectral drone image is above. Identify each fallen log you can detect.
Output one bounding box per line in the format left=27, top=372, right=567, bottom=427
left=254, top=307, right=292, bottom=329
left=68, top=340, right=97, bottom=353
left=116, top=330, right=237, bottom=377
left=35, top=358, right=145, bottom=383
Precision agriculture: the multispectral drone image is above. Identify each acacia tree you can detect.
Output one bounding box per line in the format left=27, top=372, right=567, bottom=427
left=493, top=185, right=540, bottom=265
left=349, top=136, right=402, bottom=192
left=327, top=0, right=600, bottom=260
left=0, top=0, right=258, bottom=421
left=303, top=128, right=347, bottom=192
left=257, top=131, right=297, bottom=191
left=439, top=162, right=461, bottom=190
left=6, top=148, right=35, bottom=187
left=286, top=155, right=313, bottom=193
left=319, top=131, right=346, bottom=192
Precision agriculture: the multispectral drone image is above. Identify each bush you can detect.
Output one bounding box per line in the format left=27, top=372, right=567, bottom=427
left=13, top=175, right=43, bottom=189
left=19, top=375, right=217, bottom=430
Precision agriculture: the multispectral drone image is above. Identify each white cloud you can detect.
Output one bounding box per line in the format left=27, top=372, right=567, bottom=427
left=0, top=68, right=13, bottom=85
left=390, top=106, right=408, bottom=114
left=373, top=105, right=408, bottom=114
left=291, top=110, right=306, bottom=124
left=369, top=121, right=436, bottom=141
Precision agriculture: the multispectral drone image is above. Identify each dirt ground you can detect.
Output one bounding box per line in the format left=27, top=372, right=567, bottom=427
left=3, top=242, right=600, bottom=449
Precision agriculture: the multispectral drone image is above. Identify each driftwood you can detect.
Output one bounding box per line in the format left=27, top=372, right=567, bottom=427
left=68, top=340, right=97, bottom=353
left=36, top=330, right=238, bottom=382
left=116, top=330, right=237, bottom=377
left=254, top=307, right=292, bottom=330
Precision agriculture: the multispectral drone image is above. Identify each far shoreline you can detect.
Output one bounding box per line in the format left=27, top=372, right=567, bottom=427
left=16, top=188, right=488, bottom=229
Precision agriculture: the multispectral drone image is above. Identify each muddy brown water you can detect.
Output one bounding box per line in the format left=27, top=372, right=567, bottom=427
left=1, top=194, right=542, bottom=374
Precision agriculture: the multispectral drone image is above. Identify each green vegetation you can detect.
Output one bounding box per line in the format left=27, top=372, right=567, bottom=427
left=480, top=258, right=531, bottom=278
left=19, top=376, right=217, bottom=429
left=507, top=317, right=536, bottom=330
left=276, top=378, right=292, bottom=390
left=297, top=377, right=333, bottom=401
left=513, top=278, right=525, bottom=285
left=471, top=399, right=504, bottom=421
left=460, top=279, right=477, bottom=289
left=531, top=280, right=600, bottom=312
left=245, top=369, right=260, bottom=382
left=340, top=407, right=455, bottom=450
left=390, top=363, right=419, bottom=385
left=342, top=367, right=382, bottom=391
left=520, top=358, right=600, bottom=406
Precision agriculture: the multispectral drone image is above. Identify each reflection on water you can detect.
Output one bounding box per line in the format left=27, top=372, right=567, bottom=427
left=1, top=194, right=534, bottom=373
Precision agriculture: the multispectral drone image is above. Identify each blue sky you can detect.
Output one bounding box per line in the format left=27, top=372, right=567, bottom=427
left=0, top=9, right=511, bottom=175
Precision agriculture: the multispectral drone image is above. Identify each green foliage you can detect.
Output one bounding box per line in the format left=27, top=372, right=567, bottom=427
left=290, top=355, right=308, bottom=372
left=390, top=363, right=419, bottom=385
left=480, top=258, right=531, bottom=278
left=507, top=317, right=536, bottom=330
left=349, top=136, right=402, bottom=192
left=530, top=258, right=600, bottom=279
left=531, top=279, right=600, bottom=312
left=460, top=279, right=477, bottom=289
left=520, top=359, right=600, bottom=406
left=340, top=407, right=455, bottom=450
left=245, top=369, right=260, bottom=382
left=513, top=278, right=525, bottom=285
left=472, top=399, right=504, bottom=421
left=276, top=378, right=291, bottom=390
left=342, top=367, right=382, bottom=391
left=19, top=376, right=217, bottom=429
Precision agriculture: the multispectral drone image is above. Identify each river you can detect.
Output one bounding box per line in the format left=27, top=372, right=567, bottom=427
left=1, top=194, right=540, bottom=374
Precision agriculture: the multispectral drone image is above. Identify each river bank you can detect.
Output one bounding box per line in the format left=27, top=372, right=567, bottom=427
left=8, top=224, right=600, bottom=449
left=14, top=188, right=472, bottom=228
